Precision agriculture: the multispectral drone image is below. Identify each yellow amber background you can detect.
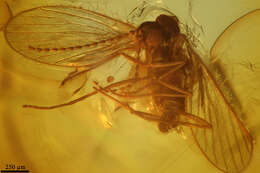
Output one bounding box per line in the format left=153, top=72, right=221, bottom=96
left=0, top=0, right=260, bottom=173
left=0, top=1, right=12, bottom=31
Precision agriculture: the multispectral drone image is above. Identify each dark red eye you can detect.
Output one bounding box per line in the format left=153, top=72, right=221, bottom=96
left=156, top=14, right=180, bottom=35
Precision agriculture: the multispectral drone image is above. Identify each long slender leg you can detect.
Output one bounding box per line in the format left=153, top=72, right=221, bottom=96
left=60, top=51, right=185, bottom=91
left=97, top=61, right=191, bottom=99
left=72, top=73, right=88, bottom=95
left=119, top=53, right=191, bottom=95
left=94, top=66, right=210, bottom=129
left=177, top=110, right=212, bottom=129
left=95, top=85, right=211, bottom=129
left=60, top=65, right=95, bottom=86
left=59, top=67, right=78, bottom=88
left=23, top=90, right=98, bottom=109
left=94, top=86, right=162, bottom=122
left=157, top=80, right=192, bottom=96
left=98, top=79, right=186, bottom=112
left=60, top=67, right=89, bottom=95
left=23, top=77, right=150, bottom=109
left=24, top=48, right=189, bottom=112
left=68, top=68, right=78, bottom=76
left=159, top=63, right=185, bottom=80
left=108, top=89, right=186, bottom=99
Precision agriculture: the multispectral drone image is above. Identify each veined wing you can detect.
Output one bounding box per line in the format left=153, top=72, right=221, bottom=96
left=4, top=6, right=136, bottom=67
left=186, top=47, right=254, bottom=173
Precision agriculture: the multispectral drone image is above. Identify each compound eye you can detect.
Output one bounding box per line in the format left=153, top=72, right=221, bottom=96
left=156, top=14, right=180, bottom=35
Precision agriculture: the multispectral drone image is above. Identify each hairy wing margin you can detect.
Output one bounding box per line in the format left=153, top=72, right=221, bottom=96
left=4, top=6, right=136, bottom=67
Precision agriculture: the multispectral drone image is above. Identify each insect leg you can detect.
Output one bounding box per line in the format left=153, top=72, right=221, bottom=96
left=175, top=121, right=211, bottom=129
left=72, top=73, right=88, bottom=95
left=178, top=111, right=212, bottom=129
left=108, top=90, right=186, bottom=99
left=150, top=63, right=192, bottom=96
left=159, top=63, right=185, bottom=80
left=120, top=52, right=146, bottom=65
left=23, top=77, right=150, bottom=109
left=59, top=67, right=79, bottom=88
left=68, top=67, right=79, bottom=76
left=60, top=66, right=95, bottom=87
left=156, top=80, right=192, bottom=96
left=95, top=85, right=211, bottom=128
left=23, top=90, right=99, bottom=109
left=121, top=52, right=190, bottom=95
left=59, top=67, right=89, bottom=95
left=94, top=86, right=162, bottom=122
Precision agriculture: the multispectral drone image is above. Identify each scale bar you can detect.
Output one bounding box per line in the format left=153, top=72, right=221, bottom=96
left=1, top=170, right=29, bottom=173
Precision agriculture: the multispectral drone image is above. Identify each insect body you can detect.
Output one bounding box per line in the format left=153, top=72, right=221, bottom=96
left=132, top=15, right=211, bottom=132
left=4, top=6, right=253, bottom=173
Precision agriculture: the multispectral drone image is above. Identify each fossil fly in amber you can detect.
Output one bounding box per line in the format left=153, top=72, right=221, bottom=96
left=4, top=6, right=253, bottom=173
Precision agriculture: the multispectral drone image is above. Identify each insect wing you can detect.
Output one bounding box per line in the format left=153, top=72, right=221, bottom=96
left=186, top=52, right=254, bottom=173
left=4, top=6, right=136, bottom=67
